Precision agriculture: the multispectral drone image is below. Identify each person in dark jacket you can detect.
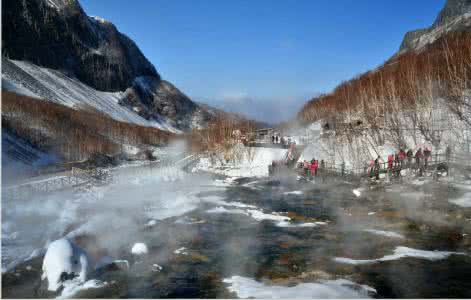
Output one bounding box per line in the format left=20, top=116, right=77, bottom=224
left=424, top=147, right=432, bottom=168
left=415, top=148, right=424, bottom=176
left=415, top=148, right=423, bottom=168
left=407, top=149, right=413, bottom=168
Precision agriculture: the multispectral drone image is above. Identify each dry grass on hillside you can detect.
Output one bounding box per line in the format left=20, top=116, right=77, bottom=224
left=299, top=31, right=471, bottom=126
left=2, top=91, right=174, bottom=161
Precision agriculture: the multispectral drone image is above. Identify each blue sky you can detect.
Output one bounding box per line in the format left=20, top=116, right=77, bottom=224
left=80, top=0, right=445, bottom=123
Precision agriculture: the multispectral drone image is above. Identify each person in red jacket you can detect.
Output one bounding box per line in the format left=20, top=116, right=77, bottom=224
left=387, top=154, right=394, bottom=170
left=311, top=159, right=319, bottom=176
left=399, top=149, right=407, bottom=168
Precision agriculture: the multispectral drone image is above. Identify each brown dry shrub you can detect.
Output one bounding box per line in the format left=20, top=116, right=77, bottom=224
left=2, top=91, right=174, bottom=161
left=299, top=31, right=471, bottom=123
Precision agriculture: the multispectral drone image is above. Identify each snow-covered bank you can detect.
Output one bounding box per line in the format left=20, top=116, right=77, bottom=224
left=450, top=193, right=471, bottom=207
left=223, top=276, right=376, bottom=298
left=193, top=146, right=287, bottom=178
left=1, top=165, right=210, bottom=271
left=2, top=130, right=60, bottom=182
left=363, top=229, right=405, bottom=239
left=334, top=246, right=466, bottom=265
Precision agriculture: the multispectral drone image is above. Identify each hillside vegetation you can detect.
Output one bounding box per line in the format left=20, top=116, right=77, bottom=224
left=299, top=31, right=471, bottom=128
left=2, top=92, right=174, bottom=162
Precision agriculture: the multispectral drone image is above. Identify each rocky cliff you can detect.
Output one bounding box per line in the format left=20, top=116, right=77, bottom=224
left=399, top=0, right=471, bottom=53
left=2, top=0, right=211, bottom=130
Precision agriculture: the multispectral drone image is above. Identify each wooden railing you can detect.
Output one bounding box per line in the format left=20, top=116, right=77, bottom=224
left=294, top=153, right=466, bottom=179
left=3, top=167, right=111, bottom=201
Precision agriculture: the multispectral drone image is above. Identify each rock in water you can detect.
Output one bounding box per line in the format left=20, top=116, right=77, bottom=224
left=41, top=238, right=90, bottom=292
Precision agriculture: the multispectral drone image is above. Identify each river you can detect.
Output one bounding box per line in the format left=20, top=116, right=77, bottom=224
left=2, top=163, right=471, bottom=298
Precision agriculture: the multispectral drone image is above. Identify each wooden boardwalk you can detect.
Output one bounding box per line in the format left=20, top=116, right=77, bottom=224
left=293, top=153, right=464, bottom=180
left=3, top=167, right=112, bottom=201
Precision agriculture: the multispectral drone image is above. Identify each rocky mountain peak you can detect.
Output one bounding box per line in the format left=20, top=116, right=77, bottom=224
left=44, top=0, right=80, bottom=11
left=2, top=0, right=214, bottom=131
left=433, top=0, right=471, bottom=27
left=2, top=0, right=158, bottom=91
left=398, top=0, right=471, bottom=53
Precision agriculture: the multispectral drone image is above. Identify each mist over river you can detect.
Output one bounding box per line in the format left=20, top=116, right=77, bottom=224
left=2, top=163, right=471, bottom=298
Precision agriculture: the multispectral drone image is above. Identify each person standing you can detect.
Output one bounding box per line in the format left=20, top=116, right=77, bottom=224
left=374, top=156, right=382, bottom=180
left=407, top=149, right=414, bottom=168
left=311, top=159, right=318, bottom=177
left=415, top=148, right=424, bottom=176
left=446, top=146, right=451, bottom=162
left=387, top=154, right=394, bottom=171
left=399, top=149, right=406, bottom=168
left=424, top=147, right=431, bottom=168
left=369, top=160, right=375, bottom=178
left=303, top=160, right=311, bottom=178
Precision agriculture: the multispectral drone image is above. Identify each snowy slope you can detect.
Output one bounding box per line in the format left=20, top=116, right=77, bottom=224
left=193, top=146, right=288, bottom=178
left=2, top=58, right=180, bottom=132
left=2, top=130, right=59, bottom=182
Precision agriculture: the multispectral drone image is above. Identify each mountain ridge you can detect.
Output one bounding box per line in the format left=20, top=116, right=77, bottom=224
left=399, top=0, right=471, bottom=53
left=2, top=0, right=211, bottom=131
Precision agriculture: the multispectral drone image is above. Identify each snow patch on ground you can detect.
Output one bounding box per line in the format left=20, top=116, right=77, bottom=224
left=277, top=221, right=327, bottom=228
left=352, top=189, right=362, bottom=197
left=206, top=206, right=249, bottom=215
left=449, top=193, right=471, bottom=208
left=223, top=275, right=375, bottom=298
left=193, top=146, right=287, bottom=178
left=174, top=247, right=189, bottom=255
left=334, top=246, right=465, bottom=265
left=131, top=243, right=148, bottom=255
left=247, top=209, right=290, bottom=223
left=146, top=220, right=157, bottom=227
left=151, top=264, right=163, bottom=272
left=363, top=229, right=405, bottom=239
left=283, top=190, right=304, bottom=195
left=200, top=195, right=257, bottom=209
left=59, top=278, right=107, bottom=299
left=201, top=194, right=327, bottom=228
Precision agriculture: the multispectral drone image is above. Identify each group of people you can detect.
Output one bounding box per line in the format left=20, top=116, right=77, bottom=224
left=270, top=143, right=450, bottom=179
left=368, top=147, right=434, bottom=179
left=271, top=135, right=292, bottom=146
left=298, top=158, right=325, bottom=178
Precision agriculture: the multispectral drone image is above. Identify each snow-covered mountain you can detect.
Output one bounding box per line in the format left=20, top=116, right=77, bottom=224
left=2, top=58, right=180, bottom=132
left=2, top=0, right=211, bottom=131
left=399, top=0, right=471, bottom=53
